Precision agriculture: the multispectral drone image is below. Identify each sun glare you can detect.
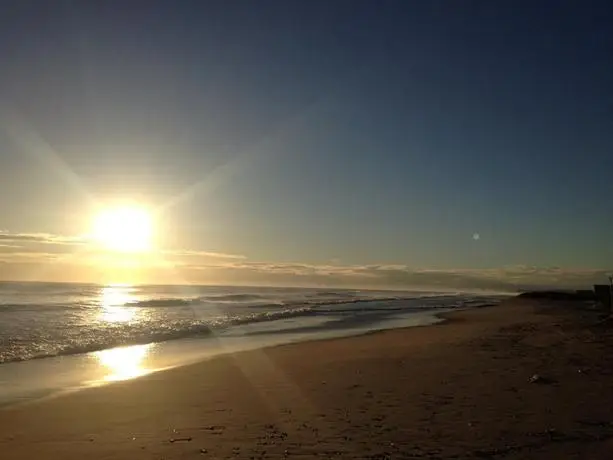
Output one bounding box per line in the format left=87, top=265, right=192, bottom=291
left=95, top=344, right=152, bottom=381
left=99, top=285, right=137, bottom=323
left=93, top=206, right=153, bottom=253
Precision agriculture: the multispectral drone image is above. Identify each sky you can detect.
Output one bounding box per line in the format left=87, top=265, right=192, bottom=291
left=0, top=1, right=611, bottom=290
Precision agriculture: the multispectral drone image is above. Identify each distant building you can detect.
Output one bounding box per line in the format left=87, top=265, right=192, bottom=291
left=594, top=285, right=612, bottom=311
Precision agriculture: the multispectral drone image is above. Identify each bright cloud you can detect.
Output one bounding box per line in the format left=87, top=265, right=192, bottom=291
left=0, top=231, right=86, bottom=246
left=0, top=230, right=609, bottom=290
left=173, top=261, right=610, bottom=291
left=163, top=249, right=246, bottom=260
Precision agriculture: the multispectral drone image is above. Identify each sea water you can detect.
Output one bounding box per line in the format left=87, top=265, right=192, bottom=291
left=0, top=282, right=508, bottom=404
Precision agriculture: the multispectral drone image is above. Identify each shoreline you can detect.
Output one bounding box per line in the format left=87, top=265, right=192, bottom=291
left=1, top=315, right=447, bottom=411
left=0, top=304, right=452, bottom=407
left=4, top=296, right=613, bottom=459
left=0, top=299, right=515, bottom=410
left=0, top=290, right=506, bottom=366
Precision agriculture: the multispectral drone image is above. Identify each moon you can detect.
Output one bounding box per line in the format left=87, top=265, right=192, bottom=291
left=472, top=233, right=480, bottom=241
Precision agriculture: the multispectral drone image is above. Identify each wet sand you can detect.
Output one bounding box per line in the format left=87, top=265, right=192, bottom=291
left=2, top=297, right=613, bottom=459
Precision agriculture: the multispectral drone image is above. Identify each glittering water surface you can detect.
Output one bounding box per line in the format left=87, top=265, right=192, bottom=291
left=0, top=282, right=506, bottom=365
left=0, top=282, right=511, bottom=404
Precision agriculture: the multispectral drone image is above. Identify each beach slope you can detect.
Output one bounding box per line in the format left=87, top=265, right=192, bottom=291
left=2, top=297, right=613, bottom=459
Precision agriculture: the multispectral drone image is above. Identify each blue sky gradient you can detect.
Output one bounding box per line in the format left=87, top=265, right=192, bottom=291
left=0, top=1, right=611, bottom=288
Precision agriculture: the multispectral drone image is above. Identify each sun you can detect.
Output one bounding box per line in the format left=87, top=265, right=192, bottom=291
left=92, top=205, right=153, bottom=253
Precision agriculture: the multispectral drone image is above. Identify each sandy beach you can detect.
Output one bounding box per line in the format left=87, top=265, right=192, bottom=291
left=2, top=297, right=613, bottom=459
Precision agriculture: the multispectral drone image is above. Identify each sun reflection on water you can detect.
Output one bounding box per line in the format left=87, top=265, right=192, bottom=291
left=95, top=344, right=153, bottom=381
left=99, top=284, right=137, bottom=323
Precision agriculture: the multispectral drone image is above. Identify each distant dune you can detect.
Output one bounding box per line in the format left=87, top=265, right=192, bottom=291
left=518, top=290, right=597, bottom=302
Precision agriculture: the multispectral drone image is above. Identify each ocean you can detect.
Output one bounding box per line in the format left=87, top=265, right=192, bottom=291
left=0, top=282, right=508, bottom=404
